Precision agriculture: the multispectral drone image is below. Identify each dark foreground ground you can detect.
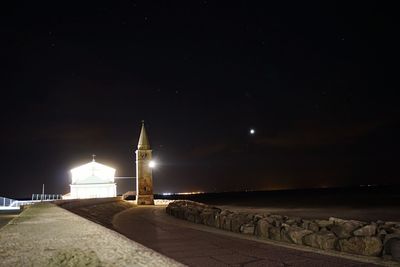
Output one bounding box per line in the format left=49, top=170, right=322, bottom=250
left=156, top=186, right=400, bottom=221
left=60, top=199, right=385, bottom=267
left=0, top=210, right=20, bottom=229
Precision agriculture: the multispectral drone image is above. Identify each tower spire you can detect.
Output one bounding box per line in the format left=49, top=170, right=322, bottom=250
left=135, top=120, right=154, bottom=205
left=138, top=120, right=150, bottom=150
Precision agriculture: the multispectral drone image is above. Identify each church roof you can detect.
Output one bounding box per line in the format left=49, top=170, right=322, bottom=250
left=70, top=160, right=116, bottom=185
left=138, top=121, right=151, bottom=150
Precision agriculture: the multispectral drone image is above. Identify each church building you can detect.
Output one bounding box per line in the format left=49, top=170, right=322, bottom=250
left=69, top=159, right=117, bottom=199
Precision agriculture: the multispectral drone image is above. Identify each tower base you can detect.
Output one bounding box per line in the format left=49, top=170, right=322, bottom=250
left=136, top=195, right=154, bottom=205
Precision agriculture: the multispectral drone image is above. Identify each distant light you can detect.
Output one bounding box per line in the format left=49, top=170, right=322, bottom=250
left=149, top=160, right=156, bottom=168
left=161, top=191, right=204, bottom=196
left=177, top=191, right=204, bottom=195
left=250, top=129, right=255, bottom=135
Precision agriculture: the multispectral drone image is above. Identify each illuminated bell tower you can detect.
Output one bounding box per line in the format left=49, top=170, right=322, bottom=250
left=135, top=121, right=154, bottom=205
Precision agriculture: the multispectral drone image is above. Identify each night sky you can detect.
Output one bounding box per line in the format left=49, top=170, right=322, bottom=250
left=1, top=1, right=399, bottom=198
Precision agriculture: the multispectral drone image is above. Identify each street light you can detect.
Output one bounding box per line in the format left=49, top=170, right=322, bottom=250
left=149, top=160, right=156, bottom=168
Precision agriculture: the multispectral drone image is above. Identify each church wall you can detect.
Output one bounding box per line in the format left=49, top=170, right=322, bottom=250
left=70, top=183, right=116, bottom=199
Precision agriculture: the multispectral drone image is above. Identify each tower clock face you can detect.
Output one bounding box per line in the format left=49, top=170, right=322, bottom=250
left=140, top=152, right=147, bottom=159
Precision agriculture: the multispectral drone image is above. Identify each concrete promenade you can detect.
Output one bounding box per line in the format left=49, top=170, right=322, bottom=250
left=0, top=203, right=182, bottom=267
left=111, top=205, right=388, bottom=267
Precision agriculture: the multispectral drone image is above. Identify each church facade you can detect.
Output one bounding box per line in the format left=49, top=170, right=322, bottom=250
left=69, top=160, right=117, bottom=199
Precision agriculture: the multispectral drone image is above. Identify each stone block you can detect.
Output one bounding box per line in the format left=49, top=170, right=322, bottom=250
left=303, top=231, right=337, bottom=250
left=269, top=215, right=283, bottom=221
left=255, top=218, right=272, bottom=238
left=269, top=226, right=282, bottom=241
left=353, top=224, right=377, bottom=237
left=377, top=229, right=387, bottom=239
left=280, top=224, right=292, bottom=243
left=219, top=212, right=234, bottom=231
left=184, top=209, right=201, bottom=224
left=231, top=213, right=251, bottom=233
left=331, top=221, right=363, bottom=239
left=200, top=208, right=221, bottom=227
left=240, top=223, right=255, bottom=235
left=315, top=219, right=332, bottom=228
left=252, top=213, right=268, bottom=223
left=384, top=237, right=400, bottom=261
left=263, top=216, right=275, bottom=225
left=336, top=236, right=382, bottom=256
left=284, top=216, right=301, bottom=225
left=301, top=220, right=311, bottom=229
left=308, top=222, right=320, bottom=232
left=285, top=227, right=313, bottom=245
left=329, top=217, right=346, bottom=224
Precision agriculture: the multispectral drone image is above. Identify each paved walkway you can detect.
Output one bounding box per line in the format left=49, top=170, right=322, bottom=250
left=111, top=205, right=384, bottom=267
left=0, top=203, right=182, bottom=267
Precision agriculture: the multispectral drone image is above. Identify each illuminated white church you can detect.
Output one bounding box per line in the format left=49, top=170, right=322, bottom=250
left=69, top=158, right=117, bottom=199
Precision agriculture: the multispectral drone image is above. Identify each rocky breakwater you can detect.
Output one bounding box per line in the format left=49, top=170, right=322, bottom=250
left=166, top=200, right=400, bottom=262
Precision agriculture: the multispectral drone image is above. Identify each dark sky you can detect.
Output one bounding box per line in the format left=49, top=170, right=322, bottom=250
left=1, top=1, right=399, bottom=198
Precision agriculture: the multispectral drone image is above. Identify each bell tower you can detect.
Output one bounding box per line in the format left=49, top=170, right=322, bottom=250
left=135, top=121, right=154, bottom=205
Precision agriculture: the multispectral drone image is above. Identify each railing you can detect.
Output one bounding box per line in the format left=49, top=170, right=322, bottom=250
left=0, top=197, right=14, bottom=207
left=0, top=194, right=63, bottom=210
left=31, top=194, right=63, bottom=201
left=0, top=196, right=19, bottom=210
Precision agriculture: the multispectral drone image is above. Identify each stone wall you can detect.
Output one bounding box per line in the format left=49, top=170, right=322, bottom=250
left=166, top=200, right=400, bottom=262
